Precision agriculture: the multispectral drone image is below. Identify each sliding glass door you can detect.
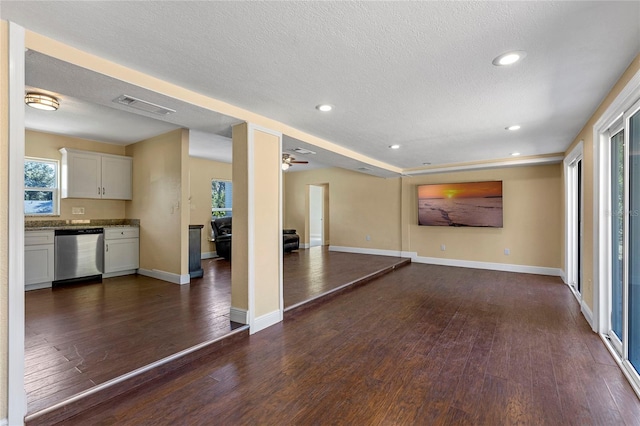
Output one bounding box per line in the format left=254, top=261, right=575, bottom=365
left=627, top=107, right=640, bottom=368
left=610, top=129, right=624, bottom=349
left=608, top=101, right=640, bottom=374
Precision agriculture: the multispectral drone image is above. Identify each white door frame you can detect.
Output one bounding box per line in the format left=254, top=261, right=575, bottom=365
left=7, top=21, right=27, bottom=425
left=564, top=140, right=583, bottom=299
left=592, top=68, right=640, bottom=398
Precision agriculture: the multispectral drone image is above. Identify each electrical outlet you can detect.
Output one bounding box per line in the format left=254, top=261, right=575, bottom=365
left=504, top=248, right=510, bottom=255
left=72, top=207, right=85, bottom=215
left=366, top=235, right=371, bottom=241
left=440, top=244, right=446, bottom=251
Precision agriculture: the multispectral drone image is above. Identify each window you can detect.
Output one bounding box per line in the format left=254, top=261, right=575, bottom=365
left=24, top=157, right=59, bottom=216
left=212, top=180, right=232, bottom=218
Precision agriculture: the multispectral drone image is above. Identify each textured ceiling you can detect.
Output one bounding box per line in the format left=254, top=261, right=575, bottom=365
left=3, top=1, right=640, bottom=175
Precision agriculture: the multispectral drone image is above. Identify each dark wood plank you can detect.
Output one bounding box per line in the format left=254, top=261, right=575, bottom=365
left=48, top=264, right=640, bottom=426
left=25, top=247, right=406, bottom=417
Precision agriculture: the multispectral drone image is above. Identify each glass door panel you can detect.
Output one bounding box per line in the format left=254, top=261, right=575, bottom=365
left=627, top=110, right=640, bottom=367
left=611, top=130, right=624, bottom=343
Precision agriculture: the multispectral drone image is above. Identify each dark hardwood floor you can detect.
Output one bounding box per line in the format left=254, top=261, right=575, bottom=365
left=24, top=247, right=406, bottom=416
left=59, top=264, right=640, bottom=425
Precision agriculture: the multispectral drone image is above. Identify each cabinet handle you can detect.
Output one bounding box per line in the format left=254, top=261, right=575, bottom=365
left=106, top=243, right=109, bottom=252
left=103, top=187, right=105, bottom=195
left=98, top=187, right=101, bottom=195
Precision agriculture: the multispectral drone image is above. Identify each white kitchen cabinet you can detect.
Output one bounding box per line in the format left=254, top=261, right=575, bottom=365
left=104, top=227, right=139, bottom=277
left=60, top=148, right=132, bottom=200
left=25, top=230, right=55, bottom=290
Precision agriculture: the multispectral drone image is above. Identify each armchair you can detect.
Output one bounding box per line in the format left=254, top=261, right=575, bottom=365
left=211, top=217, right=300, bottom=261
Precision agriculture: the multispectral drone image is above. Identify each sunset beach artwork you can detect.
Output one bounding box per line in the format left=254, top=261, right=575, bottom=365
left=417, top=181, right=503, bottom=227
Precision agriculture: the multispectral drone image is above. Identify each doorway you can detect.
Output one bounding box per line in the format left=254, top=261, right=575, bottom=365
left=565, top=141, right=584, bottom=300
left=309, top=185, right=324, bottom=247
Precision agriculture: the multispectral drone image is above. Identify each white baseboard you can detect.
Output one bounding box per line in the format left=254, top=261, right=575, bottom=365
left=559, top=269, right=568, bottom=284
left=103, top=269, right=137, bottom=279
left=300, top=243, right=310, bottom=249
left=581, top=301, right=595, bottom=330
left=137, top=268, right=190, bottom=285
left=201, top=251, right=218, bottom=259
left=230, top=307, right=248, bottom=324
left=410, top=255, right=563, bottom=277
left=25, top=281, right=52, bottom=291
left=251, top=309, right=282, bottom=335
left=329, top=245, right=402, bottom=257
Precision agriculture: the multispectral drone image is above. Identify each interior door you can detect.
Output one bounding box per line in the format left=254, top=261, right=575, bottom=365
left=309, top=185, right=323, bottom=247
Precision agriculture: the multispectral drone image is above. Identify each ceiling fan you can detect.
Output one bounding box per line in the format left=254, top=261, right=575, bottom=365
left=282, top=153, right=308, bottom=170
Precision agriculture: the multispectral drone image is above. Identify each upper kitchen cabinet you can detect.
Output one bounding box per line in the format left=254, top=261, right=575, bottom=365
left=60, top=148, right=133, bottom=200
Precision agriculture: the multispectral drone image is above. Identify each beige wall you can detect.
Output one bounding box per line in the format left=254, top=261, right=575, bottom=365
left=402, top=164, right=562, bottom=268
left=284, top=168, right=402, bottom=251
left=25, top=130, right=127, bottom=222
left=253, top=130, right=281, bottom=317
left=231, top=124, right=249, bottom=311
left=188, top=156, right=232, bottom=255
left=125, top=129, right=186, bottom=276
left=284, top=163, right=561, bottom=269
left=563, top=53, right=640, bottom=308
left=179, top=130, right=190, bottom=276
left=0, top=19, right=9, bottom=420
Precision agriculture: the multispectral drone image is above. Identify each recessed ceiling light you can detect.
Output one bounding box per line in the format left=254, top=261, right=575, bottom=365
left=316, top=104, right=333, bottom=112
left=511, top=152, right=521, bottom=157
left=492, top=50, right=527, bottom=66
left=389, top=144, right=400, bottom=149
left=506, top=125, right=521, bottom=131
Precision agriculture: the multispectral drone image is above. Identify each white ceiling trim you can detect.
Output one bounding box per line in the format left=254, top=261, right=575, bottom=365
left=402, top=155, right=564, bottom=176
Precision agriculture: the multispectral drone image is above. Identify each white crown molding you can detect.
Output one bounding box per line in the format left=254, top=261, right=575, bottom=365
left=402, top=155, right=564, bottom=176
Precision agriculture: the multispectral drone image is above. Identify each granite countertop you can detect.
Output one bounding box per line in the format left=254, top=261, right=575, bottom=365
left=25, top=219, right=140, bottom=231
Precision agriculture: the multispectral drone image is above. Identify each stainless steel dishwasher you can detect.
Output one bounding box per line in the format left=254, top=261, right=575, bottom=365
left=54, top=228, right=104, bottom=284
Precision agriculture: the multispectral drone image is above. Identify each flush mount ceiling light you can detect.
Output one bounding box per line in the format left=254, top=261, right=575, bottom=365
left=25, top=92, right=59, bottom=111
left=506, top=125, right=521, bottom=131
left=389, top=144, right=400, bottom=149
left=511, top=152, right=521, bottom=157
left=492, top=50, right=527, bottom=66
left=315, top=104, right=333, bottom=112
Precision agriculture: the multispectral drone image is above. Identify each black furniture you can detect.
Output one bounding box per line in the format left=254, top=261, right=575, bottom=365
left=188, top=225, right=204, bottom=278
left=211, top=217, right=299, bottom=261
left=211, top=217, right=233, bottom=260
left=283, top=229, right=300, bottom=252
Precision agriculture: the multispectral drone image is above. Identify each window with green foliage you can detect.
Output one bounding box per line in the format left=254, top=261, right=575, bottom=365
left=24, top=157, right=59, bottom=216
left=212, top=180, right=232, bottom=218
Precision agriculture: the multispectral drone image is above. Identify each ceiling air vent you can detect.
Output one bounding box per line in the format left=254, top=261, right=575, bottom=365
left=113, top=95, right=176, bottom=115
left=292, top=147, right=316, bottom=155
left=358, top=167, right=373, bottom=171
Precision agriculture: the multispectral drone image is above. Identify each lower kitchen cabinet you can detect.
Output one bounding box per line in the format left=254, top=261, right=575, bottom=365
left=25, top=230, right=55, bottom=290
left=104, top=227, right=139, bottom=277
